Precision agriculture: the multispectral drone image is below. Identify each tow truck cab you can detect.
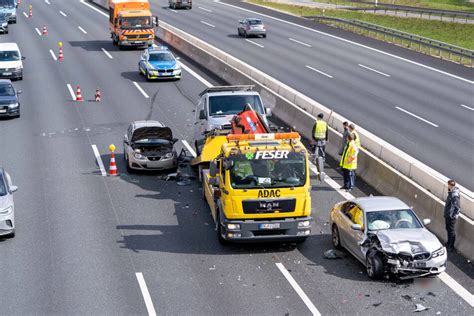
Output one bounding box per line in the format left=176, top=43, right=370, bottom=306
left=201, top=133, right=313, bottom=243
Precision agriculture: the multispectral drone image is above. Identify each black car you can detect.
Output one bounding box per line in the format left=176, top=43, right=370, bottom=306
left=0, top=14, right=8, bottom=34
left=0, top=79, right=20, bottom=117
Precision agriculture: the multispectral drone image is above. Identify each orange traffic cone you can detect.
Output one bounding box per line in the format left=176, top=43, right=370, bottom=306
left=58, top=47, right=64, bottom=61
left=75, top=86, right=83, bottom=102
left=42, top=25, right=47, bottom=36
left=29, top=6, right=32, bottom=18
left=18, top=0, right=21, bottom=6
left=95, top=88, right=101, bottom=102
left=109, top=144, right=118, bottom=176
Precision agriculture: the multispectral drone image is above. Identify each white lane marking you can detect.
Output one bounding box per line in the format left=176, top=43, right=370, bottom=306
left=135, top=273, right=157, bottom=316
left=438, top=272, right=474, bottom=307
left=91, top=145, right=107, bottom=177
left=178, top=61, right=212, bottom=87
left=289, top=37, right=312, bottom=47
left=245, top=39, right=264, bottom=48
left=199, top=6, right=213, bottom=12
left=395, top=106, right=439, bottom=127
left=460, top=104, right=474, bottom=111
left=169, top=8, right=178, bottom=13
left=133, top=81, right=149, bottom=98
left=78, top=26, right=87, bottom=34
left=200, top=20, right=215, bottom=28
left=66, top=84, right=76, bottom=101
left=358, top=64, right=391, bottom=77
left=22, top=12, right=28, bottom=18
left=49, top=49, right=57, bottom=61
left=35, top=28, right=42, bottom=36
left=181, top=140, right=197, bottom=158
left=59, top=10, right=67, bottom=17
left=275, top=263, right=321, bottom=316
left=305, top=65, right=333, bottom=78
left=80, top=0, right=108, bottom=17
left=101, top=48, right=113, bottom=59
left=215, top=1, right=473, bottom=84
left=45, top=0, right=51, bottom=4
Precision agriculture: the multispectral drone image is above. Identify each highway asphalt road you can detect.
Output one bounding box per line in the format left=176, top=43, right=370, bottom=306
left=149, top=0, right=474, bottom=190
left=0, top=0, right=472, bottom=315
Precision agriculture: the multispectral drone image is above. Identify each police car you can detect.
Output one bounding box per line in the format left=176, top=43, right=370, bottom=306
left=138, top=45, right=181, bottom=80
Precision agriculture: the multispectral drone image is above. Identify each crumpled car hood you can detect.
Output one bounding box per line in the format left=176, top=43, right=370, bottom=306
left=375, top=229, right=442, bottom=254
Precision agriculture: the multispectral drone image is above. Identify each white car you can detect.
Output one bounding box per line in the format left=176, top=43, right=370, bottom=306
left=0, top=168, right=18, bottom=238
left=330, top=196, right=447, bottom=280
left=0, top=42, right=25, bottom=80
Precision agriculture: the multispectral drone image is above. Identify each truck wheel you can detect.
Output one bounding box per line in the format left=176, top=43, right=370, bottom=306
left=216, top=212, right=229, bottom=245
left=332, top=225, right=342, bottom=249
left=194, top=140, right=201, bottom=156
left=366, top=251, right=384, bottom=280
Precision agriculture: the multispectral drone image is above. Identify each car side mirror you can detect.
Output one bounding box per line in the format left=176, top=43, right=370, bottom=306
left=9, top=185, right=18, bottom=193
left=351, top=224, right=362, bottom=231
left=209, top=160, right=218, bottom=177
left=265, top=107, right=272, bottom=117
left=199, top=109, right=206, bottom=120
left=423, top=218, right=431, bottom=226
left=17, top=90, right=22, bottom=94
left=176, top=57, right=180, bottom=60
left=21, top=56, right=25, bottom=60
left=152, top=16, right=158, bottom=27
left=172, top=138, right=179, bottom=144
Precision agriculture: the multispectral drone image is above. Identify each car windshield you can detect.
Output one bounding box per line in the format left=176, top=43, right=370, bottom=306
left=229, top=151, right=306, bottom=189
left=0, top=51, right=20, bottom=61
left=0, top=0, right=14, bottom=8
left=367, top=209, right=422, bottom=231
left=209, top=95, right=264, bottom=116
left=120, top=16, right=152, bottom=29
left=0, top=173, right=6, bottom=196
left=248, top=20, right=262, bottom=25
left=149, top=52, right=174, bottom=62
left=0, top=83, right=15, bottom=96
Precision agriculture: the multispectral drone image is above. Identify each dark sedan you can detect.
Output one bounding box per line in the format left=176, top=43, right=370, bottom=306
left=0, top=79, right=20, bottom=117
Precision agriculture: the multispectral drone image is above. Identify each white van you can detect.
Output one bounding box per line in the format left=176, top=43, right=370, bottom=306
left=0, top=42, right=24, bottom=80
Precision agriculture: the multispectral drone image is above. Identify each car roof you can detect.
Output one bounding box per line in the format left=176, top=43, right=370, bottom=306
left=132, top=120, right=165, bottom=129
left=0, top=42, right=20, bottom=50
left=0, top=79, right=12, bottom=85
left=246, top=18, right=262, bottom=21
left=352, top=196, right=410, bottom=212
left=147, top=45, right=170, bottom=54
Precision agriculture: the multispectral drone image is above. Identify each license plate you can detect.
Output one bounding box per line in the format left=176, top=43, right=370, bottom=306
left=413, top=262, right=426, bottom=268
left=3, top=72, right=12, bottom=76
left=259, top=223, right=280, bottom=229
left=0, top=109, right=7, bottom=113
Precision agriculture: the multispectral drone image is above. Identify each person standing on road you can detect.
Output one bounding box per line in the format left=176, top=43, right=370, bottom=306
left=340, top=133, right=359, bottom=191
left=312, top=113, right=328, bottom=161
left=349, top=124, right=361, bottom=149
left=444, top=179, right=461, bottom=251
left=338, top=121, right=350, bottom=155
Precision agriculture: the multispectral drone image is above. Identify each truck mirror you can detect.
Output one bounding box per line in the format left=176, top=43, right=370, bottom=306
left=199, top=109, right=206, bottom=120
left=423, top=218, right=431, bottom=226
left=152, top=16, right=158, bottom=27
left=265, top=107, right=272, bottom=117
left=209, top=160, right=218, bottom=177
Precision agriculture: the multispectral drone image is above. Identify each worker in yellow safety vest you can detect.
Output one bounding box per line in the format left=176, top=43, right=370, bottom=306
left=312, top=113, right=328, bottom=161
left=340, top=133, right=359, bottom=192
left=349, top=124, right=361, bottom=149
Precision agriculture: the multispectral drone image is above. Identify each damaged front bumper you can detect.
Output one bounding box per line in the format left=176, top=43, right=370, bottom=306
left=385, top=249, right=447, bottom=279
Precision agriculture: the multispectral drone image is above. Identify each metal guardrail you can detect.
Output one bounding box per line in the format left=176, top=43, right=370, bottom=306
left=305, top=16, right=474, bottom=66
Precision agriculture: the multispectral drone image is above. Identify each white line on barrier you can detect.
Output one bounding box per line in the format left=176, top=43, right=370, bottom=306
left=91, top=145, right=107, bottom=177
left=199, top=6, right=213, bottom=12
left=133, top=82, right=149, bottom=98
left=289, top=37, right=311, bottom=47
left=438, top=272, right=474, bottom=307
left=178, top=61, right=212, bottom=87
left=49, top=49, right=57, bottom=61
left=78, top=26, right=87, bottom=34
left=215, top=1, right=473, bottom=84
left=460, top=104, right=474, bottom=111
left=358, top=64, right=391, bottom=77
left=80, top=0, right=108, bottom=17
left=169, top=8, right=178, bottom=13
left=66, top=84, right=76, bottom=101
left=200, top=20, right=215, bottom=28
left=245, top=39, right=264, bottom=48
left=101, top=48, right=113, bottom=59
left=59, top=10, right=67, bottom=17
left=181, top=140, right=197, bottom=158
left=135, top=273, right=157, bottom=316
left=305, top=65, right=333, bottom=78
left=35, top=28, right=42, bottom=36
left=276, top=263, right=321, bottom=316
left=22, top=12, right=28, bottom=18
left=396, top=106, right=439, bottom=127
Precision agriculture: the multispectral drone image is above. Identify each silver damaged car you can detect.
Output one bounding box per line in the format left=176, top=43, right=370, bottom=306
left=123, top=121, right=178, bottom=172
left=330, top=196, right=447, bottom=280
left=0, top=167, right=17, bottom=238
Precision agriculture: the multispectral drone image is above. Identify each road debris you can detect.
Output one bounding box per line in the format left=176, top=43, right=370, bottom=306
left=414, top=303, right=429, bottom=312
left=209, top=265, right=216, bottom=270
left=324, top=249, right=345, bottom=259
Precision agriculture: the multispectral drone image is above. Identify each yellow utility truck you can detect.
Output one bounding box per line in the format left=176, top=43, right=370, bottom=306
left=108, top=0, right=157, bottom=49
left=194, top=132, right=313, bottom=244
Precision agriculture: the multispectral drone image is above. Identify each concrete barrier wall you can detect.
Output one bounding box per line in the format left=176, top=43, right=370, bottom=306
left=89, top=0, right=473, bottom=259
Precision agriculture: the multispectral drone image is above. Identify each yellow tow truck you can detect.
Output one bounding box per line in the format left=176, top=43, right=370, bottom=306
left=192, top=112, right=313, bottom=243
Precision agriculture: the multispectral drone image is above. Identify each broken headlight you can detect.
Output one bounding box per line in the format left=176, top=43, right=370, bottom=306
left=431, top=247, right=445, bottom=258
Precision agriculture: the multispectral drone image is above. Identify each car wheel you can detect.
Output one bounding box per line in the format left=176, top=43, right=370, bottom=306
left=294, top=237, right=307, bottom=244
left=216, top=211, right=229, bottom=245
left=244, top=31, right=248, bottom=38
left=194, top=140, right=201, bottom=156
left=366, top=251, right=384, bottom=280
left=5, top=30, right=8, bottom=34
left=146, top=70, right=152, bottom=81
left=6, top=230, right=15, bottom=238
left=332, top=225, right=342, bottom=249
left=263, top=34, right=266, bottom=38
left=124, top=153, right=133, bottom=173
